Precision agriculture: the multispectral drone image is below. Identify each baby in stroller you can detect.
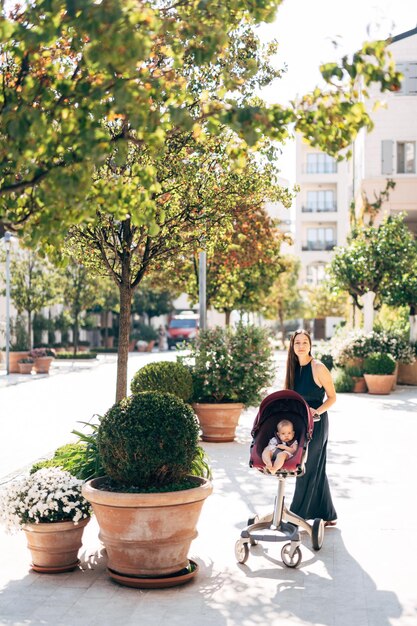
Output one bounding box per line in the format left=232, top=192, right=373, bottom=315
left=262, top=419, right=298, bottom=474
left=235, top=389, right=325, bottom=568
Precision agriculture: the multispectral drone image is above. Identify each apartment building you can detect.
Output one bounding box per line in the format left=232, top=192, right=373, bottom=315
left=294, top=140, right=352, bottom=286
left=295, top=25, right=417, bottom=295
left=359, top=26, right=417, bottom=235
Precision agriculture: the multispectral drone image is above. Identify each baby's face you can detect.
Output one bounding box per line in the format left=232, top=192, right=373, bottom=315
left=277, top=425, right=294, bottom=442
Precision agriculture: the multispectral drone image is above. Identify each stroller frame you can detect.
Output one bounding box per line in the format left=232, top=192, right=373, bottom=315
left=235, top=390, right=325, bottom=568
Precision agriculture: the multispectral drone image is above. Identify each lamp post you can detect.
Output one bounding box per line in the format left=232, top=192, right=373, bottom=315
left=4, top=232, right=12, bottom=375
left=198, top=250, right=207, bottom=331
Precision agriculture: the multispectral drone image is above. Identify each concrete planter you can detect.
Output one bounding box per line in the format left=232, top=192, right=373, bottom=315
left=9, top=351, right=30, bottom=373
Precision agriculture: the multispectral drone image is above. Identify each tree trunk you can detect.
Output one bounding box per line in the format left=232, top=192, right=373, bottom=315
left=278, top=307, right=285, bottom=350
left=225, top=310, right=231, bottom=327
left=410, top=309, right=417, bottom=344
left=116, top=282, right=132, bottom=403
left=73, top=317, right=79, bottom=356
left=28, top=310, right=33, bottom=350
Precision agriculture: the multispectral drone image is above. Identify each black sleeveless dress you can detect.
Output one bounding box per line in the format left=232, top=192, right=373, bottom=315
left=290, top=360, right=337, bottom=521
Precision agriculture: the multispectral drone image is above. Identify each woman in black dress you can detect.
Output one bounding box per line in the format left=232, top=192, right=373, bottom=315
left=285, top=329, right=337, bottom=526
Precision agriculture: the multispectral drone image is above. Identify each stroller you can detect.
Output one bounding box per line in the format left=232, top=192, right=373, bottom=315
left=235, top=389, right=324, bottom=568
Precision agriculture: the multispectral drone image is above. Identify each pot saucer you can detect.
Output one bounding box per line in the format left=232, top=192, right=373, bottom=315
left=31, top=559, right=80, bottom=574
left=107, top=559, right=198, bottom=589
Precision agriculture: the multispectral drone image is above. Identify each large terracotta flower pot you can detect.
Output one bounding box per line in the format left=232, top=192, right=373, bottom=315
left=34, top=356, right=53, bottom=374
left=363, top=374, right=395, bottom=395
left=352, top=376, right=367, bottom=393
left=398, top=361, right=417, bottom=385
left=9, top=351, right=30, bottom=373
left=23, top=517, right=90, bottom=573
left=192, top=403, right=244, bottom=442
left=82, top=476, right=212, bottom=580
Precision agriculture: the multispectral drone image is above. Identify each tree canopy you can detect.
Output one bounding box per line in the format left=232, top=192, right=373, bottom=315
left=0, top=0, right=402, bottom=243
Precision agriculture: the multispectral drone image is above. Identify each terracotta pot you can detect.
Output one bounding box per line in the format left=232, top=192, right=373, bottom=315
left=18, top=362, right=34, bottom=375
left=398, top=360, right=417, bottom=385
left=23, top=517, right=90, bottom=573
left=34, top=356, right=53, bottom=374
left=9, top=351, right=30, bottom=374
left=192, top=403, right=244, bottom=442
left=82, top=476, right=212, bottom=579
left=352, top=376, right=367, bottom=393
left=363, top=374, right=395, bottom=395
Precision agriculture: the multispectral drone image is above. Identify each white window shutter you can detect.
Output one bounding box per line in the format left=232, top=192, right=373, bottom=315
left=381, top=140, right=394, bottom=175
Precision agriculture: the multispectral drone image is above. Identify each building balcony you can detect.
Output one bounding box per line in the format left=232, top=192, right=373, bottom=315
left=301, top=242, right=337, bottom=251
left=301, top=203, right=337, bottom=212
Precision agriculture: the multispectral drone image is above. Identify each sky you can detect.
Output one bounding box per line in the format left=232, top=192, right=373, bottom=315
left=258, top=0, right=417, bottom=182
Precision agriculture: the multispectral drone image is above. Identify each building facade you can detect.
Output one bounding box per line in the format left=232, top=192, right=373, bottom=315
left=295, top=26, right=417, bottom=292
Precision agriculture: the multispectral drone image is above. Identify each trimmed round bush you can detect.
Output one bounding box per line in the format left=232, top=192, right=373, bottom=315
left=98, top=391, right=200, bottom=489
left=130, top=361, right=193, bottom=402
left=333, top=370, right=354, bottom=393
left=364, top=352, right=396, bottom=375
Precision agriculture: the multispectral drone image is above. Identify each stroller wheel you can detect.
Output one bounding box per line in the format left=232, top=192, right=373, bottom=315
left=281, top=543, right=302, bottom=568
left=235, top=540, right=250, bottom=564
left=311, top=518, right=324, bottom=551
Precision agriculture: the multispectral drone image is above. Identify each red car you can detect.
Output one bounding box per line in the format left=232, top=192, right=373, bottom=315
left=167, top=313, right=199, bottom=349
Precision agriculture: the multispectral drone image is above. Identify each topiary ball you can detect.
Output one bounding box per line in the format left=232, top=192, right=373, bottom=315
left=130, top=361, right=193, bottom=402
left=98, top=391, right=200, bottom=489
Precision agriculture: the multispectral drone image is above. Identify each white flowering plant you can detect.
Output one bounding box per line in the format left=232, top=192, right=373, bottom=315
left=331, top=330, right=415, bottom=366
left=0, top=467, right=91, bottom=534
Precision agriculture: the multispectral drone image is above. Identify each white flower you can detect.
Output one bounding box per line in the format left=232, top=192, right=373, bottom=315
left=0, top=468, right=91, bottom=534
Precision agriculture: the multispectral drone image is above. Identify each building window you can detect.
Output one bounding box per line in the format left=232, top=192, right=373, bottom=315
left=303, top=227, right=336, bottom=251
left=303, top=190, right=336, bottom=212
left=306, top=263, right=327, bottom=285
left=395, top=62, right=417, bottom=96
left=306, top=153, right=337, bottom=174
left=397, top=141, right=416, bottom=173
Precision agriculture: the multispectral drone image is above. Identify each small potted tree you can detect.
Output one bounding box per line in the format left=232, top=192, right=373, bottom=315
left=82, top=391, right=212, bottom=588
left=180, top=324, right=275, bottom=442
left=363, top=353, right=396, bottom=394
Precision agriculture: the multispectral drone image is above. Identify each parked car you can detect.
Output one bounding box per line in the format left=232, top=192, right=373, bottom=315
left=167, top=313, right=199, bottom=349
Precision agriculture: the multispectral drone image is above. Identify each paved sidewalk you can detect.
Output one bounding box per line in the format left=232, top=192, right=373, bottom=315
left=0, top=355, right=416, bottom=626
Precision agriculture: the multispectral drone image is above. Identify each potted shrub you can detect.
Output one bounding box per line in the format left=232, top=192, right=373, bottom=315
left=130, top=322, right=158, bottom=352
left=333, top=369, right=355, bottom=393
left=130, top=361, right=193, bottom=402
left=0, top=467, right=91, bottom=573
left=82, top=391, right=212, bottom=588
left=397, top=341, right=417, bottom=386
left=18, top=357, right=34, bottom=375
left=345, top=364, right=367, bottom=393
left=29, top=347, right=56, bottom=374
left=363, top=353, right=396, bottom=394
left=180, top=324, right=275, bottom=442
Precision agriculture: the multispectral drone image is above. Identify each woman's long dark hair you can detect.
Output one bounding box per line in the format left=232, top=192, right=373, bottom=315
left=284, top=329, right=312, bottom=390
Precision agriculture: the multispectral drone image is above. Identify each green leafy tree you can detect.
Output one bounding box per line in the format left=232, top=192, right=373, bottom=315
left=132, top=281, right=175, bottom=325
left=329, top=214, right=414, bottom=313
left=65, top=133, right=281, bottom=401
left=60, top=262, right=103, bottom=355
left=0, top=1, right=402, bottom=242
left=263, top=255, right=304, bottom=348
left=303, top=281, right=350, bottom=320
left=3, top=251, right=59, bottom=349
left=167, top=202, right=292, bottom=325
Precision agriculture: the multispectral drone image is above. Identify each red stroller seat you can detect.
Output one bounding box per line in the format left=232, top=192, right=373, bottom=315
left=235, top=390, right=325, bottom=568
